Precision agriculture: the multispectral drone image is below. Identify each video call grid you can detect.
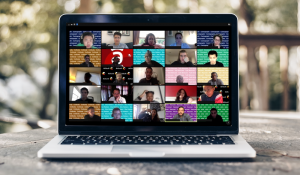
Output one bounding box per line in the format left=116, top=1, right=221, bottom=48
left=67, top=30, right=230, bottom=123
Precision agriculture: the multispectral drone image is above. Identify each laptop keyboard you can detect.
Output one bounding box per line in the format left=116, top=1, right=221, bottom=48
left=61, top=136, right=234, bottom=145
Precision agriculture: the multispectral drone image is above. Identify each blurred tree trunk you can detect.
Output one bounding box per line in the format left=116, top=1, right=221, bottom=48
left=280, top=46, right=289, bottom=110
left=241, top=73, right=249, bottom=109
left=297, top=1, right=300, bottom=112
left=297, top=47, right=300, bottom=112
left=240, top=46, right=249, bottom=109
left=247, top=46, right=263, bottom=110
left=259, top=45, right=269, bottom=110
left=240, top=0, right=269, bottom=110
left=240, top=0, right=253, bottom=27
left=39, top=50, right=57, bottom=119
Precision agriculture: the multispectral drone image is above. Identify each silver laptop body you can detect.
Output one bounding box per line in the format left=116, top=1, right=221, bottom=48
left=38, top=14, right=256, bottom=158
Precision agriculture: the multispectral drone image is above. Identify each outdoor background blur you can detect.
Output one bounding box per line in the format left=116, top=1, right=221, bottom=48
left=0, top=0, right=299, bottom=133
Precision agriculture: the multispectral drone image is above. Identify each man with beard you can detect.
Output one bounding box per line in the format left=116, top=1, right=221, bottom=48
left=208, top=72, right=224, bottom=85
left=84, top=107, right=101, bottom=121
left=109, top=56, right=123, bottom=68
left=206, top=108, right=223, bottom=123
left=138, top=67, right=159, bottom=85
left=108, top=88, right=126, bottom=103
left=172, top=106, right=193, bottom=121
left=113, top=72, right=126, bottom=85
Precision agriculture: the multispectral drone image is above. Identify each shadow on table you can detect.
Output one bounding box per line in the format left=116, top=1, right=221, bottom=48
left=41, top=155, right=271, bottom=163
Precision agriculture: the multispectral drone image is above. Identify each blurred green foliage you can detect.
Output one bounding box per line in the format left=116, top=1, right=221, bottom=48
left=0, top=0, right=299, bottom=133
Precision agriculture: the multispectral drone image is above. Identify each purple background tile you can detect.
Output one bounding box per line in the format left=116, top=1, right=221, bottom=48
left=165, top=104, right=197, bottom=121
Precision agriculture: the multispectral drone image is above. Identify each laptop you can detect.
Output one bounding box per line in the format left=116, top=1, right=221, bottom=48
left=38, top=14, right=256, bottom=158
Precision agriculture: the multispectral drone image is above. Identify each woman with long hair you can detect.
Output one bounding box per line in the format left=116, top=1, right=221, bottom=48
left=175, top=89, right=194, bottom=103
left=142, top=108, right=160, bottom=122
left=141, top=33, right=163, bottom=48
left=150, top=108, right=160, bottom=122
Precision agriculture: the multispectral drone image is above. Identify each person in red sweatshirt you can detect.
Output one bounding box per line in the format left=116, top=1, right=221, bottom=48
left=198, top=85, right=223, bottom=103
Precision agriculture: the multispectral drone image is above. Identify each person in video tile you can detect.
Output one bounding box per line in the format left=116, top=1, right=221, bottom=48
left=142, top=109, right=160, bottom=122
left=139, top=50, right=163, bottom=67
left=169, top=32, right=190, bottom=49
left=135, top=90, right=160, bottom=103
left=76, top=87, right=94, bottom=103
left=109, top=56, right=123, bottom=68
left=208, top=72, right=224, bottom=85
left=139, top=67, right=159, bottom=85
left=176, top=75, right=184, bottom=83
left=83, top=72, right=97, bottom=85
left=206, top=108, right=223, bottom=123
left=80, top=55, right=95, bottom=67
left=198, top=85, right=223, bottom=103
left=175, top=89, right=194, bottom=103
left=84, top=107, right=101, bottom=121
left=111, top=107, right=122, bottom=119
left=108, top=88, right=127, bottom=103
left=112, top=32, right=129, bottom=49
left=113, top=72, right=126, bottom=85
left=171, top=50, right=195, bottom=67
left=203, top=50, right=224, bottom=67
left=172, top=106, right=193, bottom=121
left=76, top=32, right=97, bottom=49
left=141, top=33, right=163, bottom=48
left=208, top=34, right=224, bottom=49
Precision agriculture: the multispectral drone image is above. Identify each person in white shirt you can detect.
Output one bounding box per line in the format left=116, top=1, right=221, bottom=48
left=108, top=88, right=126, bottom=103
left=111, top=32, right=129, bottom=49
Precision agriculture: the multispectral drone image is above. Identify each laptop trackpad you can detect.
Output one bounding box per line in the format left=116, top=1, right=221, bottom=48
left=112, top=146, right=182, bottom=157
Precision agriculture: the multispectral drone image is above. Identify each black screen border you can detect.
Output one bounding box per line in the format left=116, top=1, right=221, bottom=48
left=58, top=14, right=238, bottom=135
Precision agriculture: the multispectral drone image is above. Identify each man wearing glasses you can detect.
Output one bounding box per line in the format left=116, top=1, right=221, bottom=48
left=198, top=85, right=223, bottom=103
left=139, top=50, right=163, bottom=67
left=108, top=88, right=127, bottom=103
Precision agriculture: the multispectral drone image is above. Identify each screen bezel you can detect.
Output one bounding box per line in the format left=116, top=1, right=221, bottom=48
left=58, top=14, right=239, bottom=135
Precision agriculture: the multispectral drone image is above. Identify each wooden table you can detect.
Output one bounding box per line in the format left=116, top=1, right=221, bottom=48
left=0, top=112, right=300, bottom=175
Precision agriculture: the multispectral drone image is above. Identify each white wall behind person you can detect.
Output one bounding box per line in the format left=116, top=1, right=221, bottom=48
left=165, top=31, right=197, bottom=48
left=133, top=86, right=165, bottom=103
left=69, top=86, right=101, bottom=103
left=102, top=31, right=133, bottom=45
left=165, top=49, right=197, bottom=65
left=70, top=67, right=101, bottom=85
left=75, top=71, right=101, bottom=85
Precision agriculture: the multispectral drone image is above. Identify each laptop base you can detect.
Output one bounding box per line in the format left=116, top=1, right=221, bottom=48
left=38, top=135, right=256, bottom=158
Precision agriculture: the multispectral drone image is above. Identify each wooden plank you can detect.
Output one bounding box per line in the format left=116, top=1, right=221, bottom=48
left=240, top=34, right=300, bottom=46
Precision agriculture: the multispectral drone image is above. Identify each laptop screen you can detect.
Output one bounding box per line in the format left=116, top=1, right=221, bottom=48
left=66, top=23, right=231, bottom=126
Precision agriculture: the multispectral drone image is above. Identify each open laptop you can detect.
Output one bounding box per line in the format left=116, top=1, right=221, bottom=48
left=38, top=14, right=256, bottom=158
